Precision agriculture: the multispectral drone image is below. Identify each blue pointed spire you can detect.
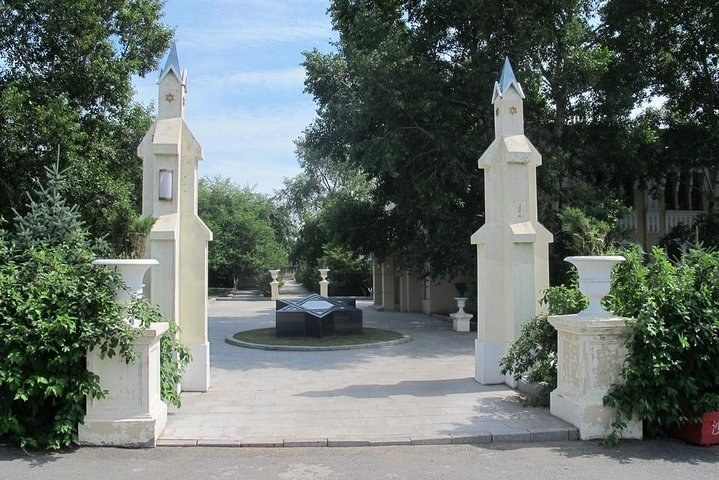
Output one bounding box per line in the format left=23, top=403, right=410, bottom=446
left=159, top=41, right=181, bottom=81
left=493, top=56, right=525, bottom=100
left=498, top=57, right=516, bottom=93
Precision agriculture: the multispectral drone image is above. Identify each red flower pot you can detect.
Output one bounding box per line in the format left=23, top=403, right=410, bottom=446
left=669, top=412, right=719, bottom=446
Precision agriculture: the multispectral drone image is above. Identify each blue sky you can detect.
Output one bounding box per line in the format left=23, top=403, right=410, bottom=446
left=132, top=0, right=337, bottom=195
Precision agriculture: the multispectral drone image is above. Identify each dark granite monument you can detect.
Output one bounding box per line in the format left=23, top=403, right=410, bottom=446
left=275, top=294, right=363, bottom=338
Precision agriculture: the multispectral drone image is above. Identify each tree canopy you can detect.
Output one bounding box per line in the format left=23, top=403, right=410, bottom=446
left=199, top=177, right=289, bottom=290
left=297, top=0, right=717, bottom=280
left=0, top=0, right=172, bottom=241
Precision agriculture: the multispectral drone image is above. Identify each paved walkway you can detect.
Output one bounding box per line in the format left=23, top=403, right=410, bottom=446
left=159, top=300, right=576, bottom=447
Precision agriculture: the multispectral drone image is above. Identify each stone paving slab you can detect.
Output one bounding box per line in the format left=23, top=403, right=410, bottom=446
left=160, top=299, right=577, bottom=447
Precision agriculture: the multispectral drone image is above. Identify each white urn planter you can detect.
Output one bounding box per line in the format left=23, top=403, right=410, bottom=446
left=454, top=297, right=468, bottom=312
left=565, top=256, right=625, bottom=317
left=269, top=269, right=281, bottom=300
left=92, top=259, right=159, bottom=326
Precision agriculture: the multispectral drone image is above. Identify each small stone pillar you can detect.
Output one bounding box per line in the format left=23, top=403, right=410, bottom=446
left=450, top=298, right=472, bottom=333
left=549, top=256, right=642, bottom=440
left=269, top=269, right=280, bottom=300
left=319, top=268, right=330, bottom=297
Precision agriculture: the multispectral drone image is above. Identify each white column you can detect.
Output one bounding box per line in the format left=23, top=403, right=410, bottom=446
left=269, top=269, right=280, bottom=300
left=472, top=58, right=552, bottom=385
left=319, top=269, right=330, bottom=297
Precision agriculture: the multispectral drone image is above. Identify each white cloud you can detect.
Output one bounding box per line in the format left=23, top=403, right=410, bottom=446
left=195, top=66, right=306, bottom=89
left=189, top=105, right=316, bottom=193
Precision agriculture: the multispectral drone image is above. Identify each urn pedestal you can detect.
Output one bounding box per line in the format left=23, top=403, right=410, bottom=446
left=80, top=259, right=168, bottom=447
left=549, top=256, right=642, bottom=440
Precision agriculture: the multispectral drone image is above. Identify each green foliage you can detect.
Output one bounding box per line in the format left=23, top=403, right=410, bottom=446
left=0, top=0, right=172, bottom=239
left=500, top=285, right=587, bottom=405
left=558, top=207, right=612, bottom=256
left=198, top=177, right=289, bottom=290
left=657, top=214, right=719, bottom=260
left=0, top=166, right=187, bottom=449
left=106, top=200, right=156, bottom=258
left=301, top=0, right=651, bottom=280
left=321, top=245, right=372, bottom=296
left=0, top=167, right=136, bottom=449
left=604, top=247, right=719, bottom=439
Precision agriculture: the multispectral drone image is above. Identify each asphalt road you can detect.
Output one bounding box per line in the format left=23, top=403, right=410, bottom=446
left=1, top=440, right=717, bottom=480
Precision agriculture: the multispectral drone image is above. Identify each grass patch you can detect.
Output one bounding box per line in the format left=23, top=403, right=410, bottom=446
left=232, top=327, right=404, bottom=347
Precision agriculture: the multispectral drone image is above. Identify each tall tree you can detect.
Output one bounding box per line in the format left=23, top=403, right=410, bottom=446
left=301, top=0, right=634, bottom=280
left=0, top=0, right=172, bottom=239
left=199, top=177, right=289, bottom=290
left=603, top=0, right=719, bottom=213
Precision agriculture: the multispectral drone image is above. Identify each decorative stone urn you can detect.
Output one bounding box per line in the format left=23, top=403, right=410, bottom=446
left=318, top=268, right=330, bottom=297
left=269, top=269, right=281, bottom=300
left=454, top=297, right=468, bottom=311
left=92, top=259, right=159, bottom=327
left=564, top=256, right=625, bottom=317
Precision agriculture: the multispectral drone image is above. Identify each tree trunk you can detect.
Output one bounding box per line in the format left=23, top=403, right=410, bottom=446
left=710, top=166, right=719, bottom=215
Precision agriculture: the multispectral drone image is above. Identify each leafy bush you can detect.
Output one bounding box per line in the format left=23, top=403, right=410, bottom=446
left=500, top=284, right=587, bottom=405
left=604, top=246, right=719, bottom=439
left=320, top=245, right=372, bottom=296
left=0, top=166, right=188, bottom=449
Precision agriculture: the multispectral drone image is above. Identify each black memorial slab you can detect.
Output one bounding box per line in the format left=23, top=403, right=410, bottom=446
left=275, top=294, right=363, bottom=338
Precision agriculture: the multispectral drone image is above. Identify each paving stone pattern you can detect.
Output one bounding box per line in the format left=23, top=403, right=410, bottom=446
left=159, top=299, right=577, bottom=447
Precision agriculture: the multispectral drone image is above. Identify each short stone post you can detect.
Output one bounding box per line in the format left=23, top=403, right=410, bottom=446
left=269, top=269, right=280, bottom=300
left=319, top=268, right=330, bottom=297
left=450, top=297, right=472, bottom=333
left=79, top=259, right=169, bottom=447
left=549, top=256, right=642, bottom=440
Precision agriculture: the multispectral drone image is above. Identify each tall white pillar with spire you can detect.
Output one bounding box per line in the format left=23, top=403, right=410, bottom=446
left=471, top=58, right=553, bottom=385
left=138, top=43, right=213, bottom=392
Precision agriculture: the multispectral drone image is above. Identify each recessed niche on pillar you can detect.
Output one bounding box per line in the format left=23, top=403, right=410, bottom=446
left=158, top=169, right=173, bottom=201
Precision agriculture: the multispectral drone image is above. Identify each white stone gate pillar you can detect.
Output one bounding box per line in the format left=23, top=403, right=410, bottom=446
left=472, top=58, right=553, bottom=385
left=139, top=43, right=213, bottom=392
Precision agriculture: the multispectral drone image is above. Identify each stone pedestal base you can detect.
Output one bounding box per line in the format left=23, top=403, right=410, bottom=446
left=549, top=314, right=642, bottom=440
left=79, top=323, right=168, bottom=447
left=475, top=339, right=513, bottom=386
left=450, top=311, right=472, bottom=332
left=270, top=280, right=279, bottom=300
left=320, top=280, right=329, bottom=297
left=182, top=342, right=210, bottom=392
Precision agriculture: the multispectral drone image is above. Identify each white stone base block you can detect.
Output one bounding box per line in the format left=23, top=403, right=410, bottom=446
left=475, top=339, right=512, bottom=385
left=79, top=408, right=167, bottom=448
left=451, top=311, right=472, bottom=332
left=549, top=314, right=642, bottom=440
left=79, top=323, right=168, bottom=447
left=550, top=389, right=641, bottom=440
left=181, top=342, right=210, bottom=392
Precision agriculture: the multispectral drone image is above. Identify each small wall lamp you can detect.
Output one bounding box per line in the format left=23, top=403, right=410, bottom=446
left=159, top=169, right=173, bottom=201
